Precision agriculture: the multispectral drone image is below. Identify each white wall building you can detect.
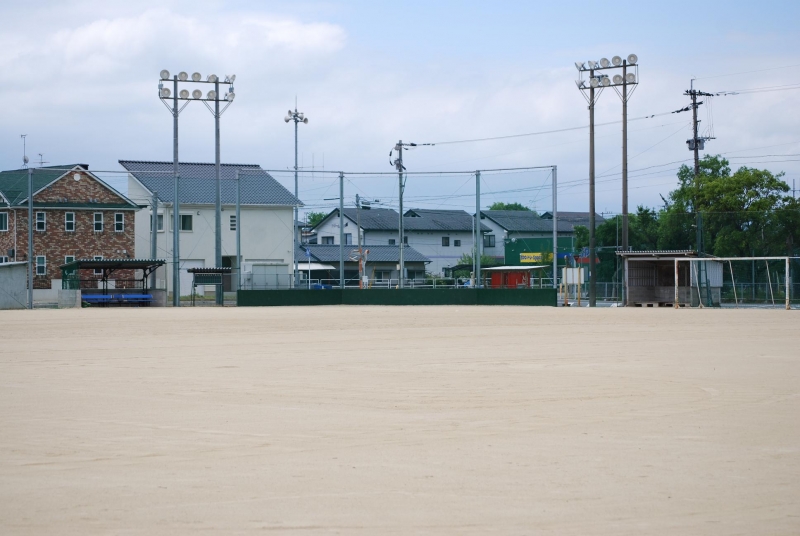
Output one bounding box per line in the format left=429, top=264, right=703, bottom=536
left=312, top=207, right=489, bottom=276
left=121, top=160, right=300, bottom=295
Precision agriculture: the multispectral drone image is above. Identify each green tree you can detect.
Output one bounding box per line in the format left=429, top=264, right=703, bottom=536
left=659, top=155, right=798, bottom=257
left=488, top=202, right=535, bottom=213
left=306, top=211, right=327, bottom=227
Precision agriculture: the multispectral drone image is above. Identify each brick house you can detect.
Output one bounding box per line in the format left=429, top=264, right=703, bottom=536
left=0, top=164, right=140, bottom=299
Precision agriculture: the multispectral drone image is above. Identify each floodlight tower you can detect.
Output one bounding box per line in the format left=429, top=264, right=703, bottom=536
left=158, top=70, right=235, bottom=306
left=285, top=108, right=309, bottom=288
left=575, top=54, right=638, bottom=306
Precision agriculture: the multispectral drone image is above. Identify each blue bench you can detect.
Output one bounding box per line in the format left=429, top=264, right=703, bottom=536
left=117, top=294, right=153, bottom=306
left=82, top=294, right=113, bottom=305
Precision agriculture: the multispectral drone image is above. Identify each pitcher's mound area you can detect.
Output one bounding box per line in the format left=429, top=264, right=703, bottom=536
left=1, top=306, right=798, bottom=534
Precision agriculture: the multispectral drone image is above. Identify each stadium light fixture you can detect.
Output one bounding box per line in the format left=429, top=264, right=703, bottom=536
left=192, top=72, right=202, bottom=82
left=600, top=57, right=610, bottom=68
left=178, top=71, right=188, bottom=81
left=612, top=56, right=622, bottom=66
left=286, top=106, right=310, bottom=288
left=160, top=69, right=170, bottom=80
left=627, top=54, right=638, bottom=64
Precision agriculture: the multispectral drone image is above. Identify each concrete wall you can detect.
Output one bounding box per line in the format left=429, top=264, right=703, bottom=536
left=0, top=262, right=27, bottom=309
left=128, top=177, right=294, bottom=295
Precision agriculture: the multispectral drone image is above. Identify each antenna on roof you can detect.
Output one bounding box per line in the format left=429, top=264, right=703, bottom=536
left=37, top=153, right=49, bottom=166
left=20, top=134, right=28, bottom=168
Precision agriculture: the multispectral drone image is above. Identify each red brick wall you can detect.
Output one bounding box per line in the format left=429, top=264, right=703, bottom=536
left=0, top=170, right=138, bottom=289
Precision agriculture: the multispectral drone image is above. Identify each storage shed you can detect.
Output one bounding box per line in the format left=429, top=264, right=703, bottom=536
left=617, top=250, right=722, bottom=307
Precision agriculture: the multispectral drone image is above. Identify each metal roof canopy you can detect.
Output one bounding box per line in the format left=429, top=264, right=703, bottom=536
left=60, top=258, right=166, bottom=293
left=616, top=250, right=697, bottom=258
left=186, top=267, right=232, bottom=274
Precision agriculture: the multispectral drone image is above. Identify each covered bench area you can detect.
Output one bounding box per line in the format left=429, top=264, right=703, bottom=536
left=60, top=259, right=166, bottom=307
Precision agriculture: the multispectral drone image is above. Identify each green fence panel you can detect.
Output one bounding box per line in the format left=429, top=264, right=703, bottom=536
left=236, top=289, right=342, bottom=307
left=477, top=288, right=557, bottom=306
left=342, top=289, right=477, bottom=306
left=238, top=288, right=556, bottom=307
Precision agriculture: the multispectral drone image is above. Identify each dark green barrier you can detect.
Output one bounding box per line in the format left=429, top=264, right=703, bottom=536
left=238, top=288, right=556, bottom=307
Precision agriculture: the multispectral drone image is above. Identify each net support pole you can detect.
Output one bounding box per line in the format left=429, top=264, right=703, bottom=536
left=552, top=165, right=558, bottom=290
left=151, top=191, right=158, bottom=290
left=339, top=172, right=344, bottom=289
left=475, top=170, right=481, bottom=288
left=27, top=167, right=33, bottom=310
left=674, top=258, right=679, bottom=309
left=236, top=169, right=241, bottom=291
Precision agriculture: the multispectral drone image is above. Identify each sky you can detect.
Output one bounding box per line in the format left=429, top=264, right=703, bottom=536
left=1, top=0, right=798, bottom=218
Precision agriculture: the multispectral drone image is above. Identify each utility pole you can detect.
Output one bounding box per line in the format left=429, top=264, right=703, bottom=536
left=356, top=194, right=363, bottom=288
left=339, top=172, right=344, bottom=289
left=27, top=168, right=33, bottom=309
left=393, top=141, right=406, bottom=288
left=685, top=83, right=715, bottom=306
left=588, top=67, right=597, bottom=307
left=476, top=170, right=481, bottom=288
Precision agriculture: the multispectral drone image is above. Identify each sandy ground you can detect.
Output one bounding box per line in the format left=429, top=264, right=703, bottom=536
left=0, top=306, right=798, bottom=535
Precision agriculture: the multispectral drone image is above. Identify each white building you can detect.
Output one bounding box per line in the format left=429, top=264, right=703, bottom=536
left=121, top=160, right=301, bottom=295
left=312, top=207, right=489, bottom=276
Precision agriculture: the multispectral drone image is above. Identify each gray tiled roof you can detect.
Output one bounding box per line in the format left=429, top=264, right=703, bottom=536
left=404, top=209, right=491, bottom=232
left=481, top=210, right=574, bottom=232
left=317, top=207, right=490, bottom=232
left=297, top=244, right=430, bottom=263
left=119, top=160, right=301, bottom=207
left=540, top=211, right=605, bottom=228
left=0, top=164, right=135, bottom=207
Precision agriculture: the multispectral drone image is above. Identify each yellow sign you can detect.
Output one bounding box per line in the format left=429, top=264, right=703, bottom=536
left=520, top=252, right=551, bottom=263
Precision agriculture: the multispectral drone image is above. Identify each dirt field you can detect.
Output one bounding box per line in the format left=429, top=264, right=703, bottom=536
left=1, top=306, right=798, bottom=535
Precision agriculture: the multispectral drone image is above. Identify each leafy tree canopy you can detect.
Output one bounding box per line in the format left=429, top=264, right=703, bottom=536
left=488, top=202, right=535, bottom=213
left=306, top=211, right=327, bottom=227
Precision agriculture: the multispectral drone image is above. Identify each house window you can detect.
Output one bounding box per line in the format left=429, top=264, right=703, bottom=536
left=0, top=256, right=9, bottom=264
left=0, top=212, right=8, bottom=231
left=180, top=214, right=193, bottom=231
left=230, top=215, right=236, bottom=231
left=65, top=255, right=75, bottom=265
left=442, top=237, right=450, bottom=247
left=375, top=270, right=391, bottom=280
left=93, top=255, right=103, bottom=275
left=344, top=233, right=352, bottom=245
left=321, top=236, right=334, bottom=245
left=114, top=213, right=124, bottom=232
left=94, top=212, right=103, bottom=232
left=454, top=239, right=461, bottom=247
left=156, top=214, right=164, bottom=232
left=65, top=212, right=75, bottom=232
left=403, top=236, right=408, bottom=244
left=36, top=256, right=46, bottom=275
left=36, top=212, right=46, bottom=231
left=388, top=238, right=396, bottom=245
left=483, top=234, right=495, bottom=248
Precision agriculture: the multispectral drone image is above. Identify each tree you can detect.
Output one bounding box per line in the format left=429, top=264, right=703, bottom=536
left=659, top=155, right=798, bottom=257
left=306, top=211, right=327, bottom=227
left=488, top=202, right=535, bottom=213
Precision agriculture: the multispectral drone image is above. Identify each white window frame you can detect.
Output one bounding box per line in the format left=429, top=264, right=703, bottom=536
left=65, top=212, right=75, bottom=232
left=157, top=213, right=164, bottom=232
left=114, top=212, right=124, bottom=232
left=179, top=214, right=193, bottom=232
left=36, top=212, right=46, bottom=232
left=0, top=211, right=8, bottom=232
left=94, top=212, right=103, bottom=232
left=93, top=255, right=103, bottom=275
left=344, top=233, right=352, bottom=245
left=0, top=256, right=9, bottom=264
left=64, top=255, right=75, bottom=265
left=321, top=236, right=334, bottom=245
left=36, top=256, right=46, bottom=275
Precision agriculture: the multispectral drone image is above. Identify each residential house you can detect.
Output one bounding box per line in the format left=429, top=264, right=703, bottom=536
left=290, top=244, right=430, bottom=288
left=121, top=160, right=301, bottom=295
left=0, top=164, right=140, bottom=301
left=479, top=210, right=575, bottom=263
left=540, top=211, right=606, bottom=228
left=312, top=207, right=489, bottom=276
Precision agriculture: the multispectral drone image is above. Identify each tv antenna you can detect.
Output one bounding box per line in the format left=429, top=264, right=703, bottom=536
left=21, top=134, right=29, bottom=168
left=37, top=153, right=49, bottom=166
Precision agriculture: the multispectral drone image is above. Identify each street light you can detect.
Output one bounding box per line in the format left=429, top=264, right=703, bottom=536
left=286, top=107, right=309, bottom=288
left=575, top=55, right=638, bottom=307
left=158, top=69, right=236, bottom=306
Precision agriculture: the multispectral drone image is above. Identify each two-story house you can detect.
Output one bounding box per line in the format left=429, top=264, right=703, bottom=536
left=0, top=164, right=140, bottom=302
left=312, top=207, right=490, bottom=276
left=121, top=160, right=301, bottom=295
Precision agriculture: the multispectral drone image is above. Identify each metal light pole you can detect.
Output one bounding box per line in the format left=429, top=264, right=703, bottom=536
left=551, top=165, right=558, bottom=289
left=475, top=170, right=481, bottom=288
left=339, top=172, right=345, bottom=288
left=27, top=167, right=33, bottom=309
left=151, top=191, right=158, bottom=290
left=285, top=108, right=308, bottom=288
left=575, top=55, right=638, bottom=306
